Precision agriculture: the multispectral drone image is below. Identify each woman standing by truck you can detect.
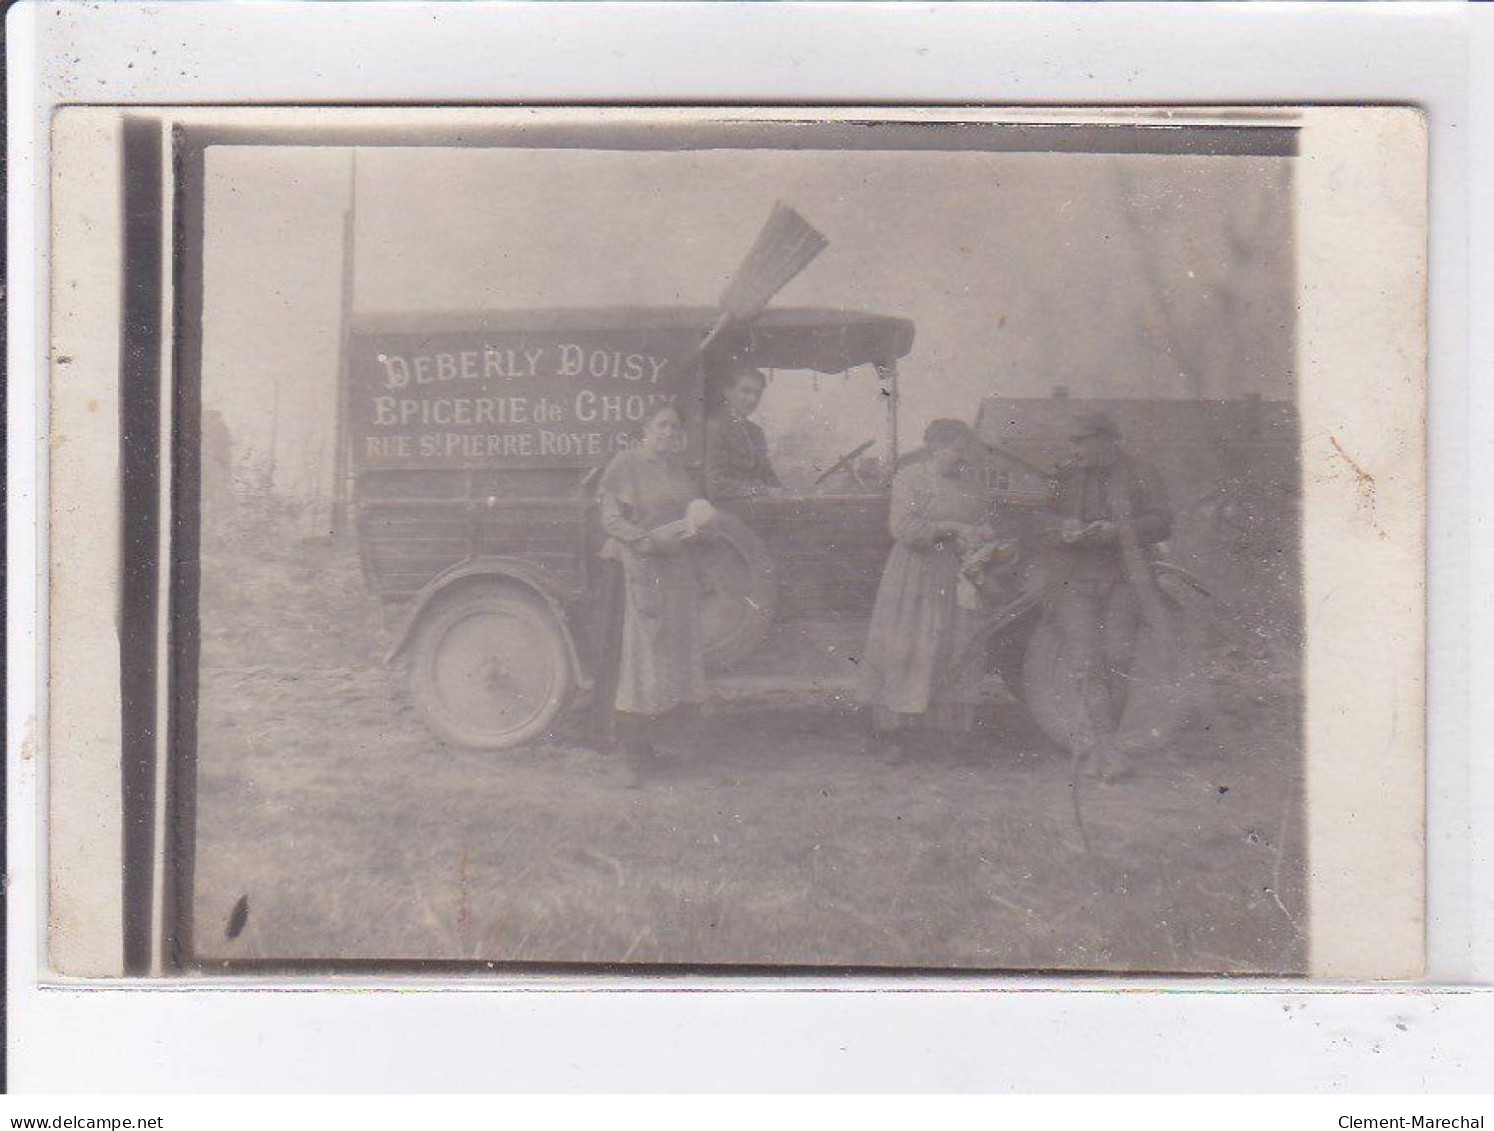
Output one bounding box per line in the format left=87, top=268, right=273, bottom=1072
left=593, top=403, right=713, bottom=780
left=858, top=419, right=996, bottom=758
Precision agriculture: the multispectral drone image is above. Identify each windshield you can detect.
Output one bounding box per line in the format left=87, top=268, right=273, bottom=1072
left=748, top=365, right=893, bottom=494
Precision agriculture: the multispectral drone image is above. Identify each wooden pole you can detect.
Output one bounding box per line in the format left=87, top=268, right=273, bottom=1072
left=877, top=360, right=899, bottom=479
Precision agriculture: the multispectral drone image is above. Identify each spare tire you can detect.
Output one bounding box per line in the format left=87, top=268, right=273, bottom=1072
left=693, top=509, right=777, bottom=672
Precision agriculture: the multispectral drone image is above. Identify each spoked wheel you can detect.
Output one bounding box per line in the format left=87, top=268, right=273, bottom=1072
left=409, top=584, right=573, bottom=749
left=693, top=510, right=777, bottom=672
left=1021, top=592, right=1197, bottom=756
left=986, top=608, right=1042, bottom=702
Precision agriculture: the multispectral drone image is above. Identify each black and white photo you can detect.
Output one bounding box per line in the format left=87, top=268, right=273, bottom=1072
left=43, top=106, right=1427, bottom=979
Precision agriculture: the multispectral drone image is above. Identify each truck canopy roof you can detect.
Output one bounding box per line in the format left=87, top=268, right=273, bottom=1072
left=349, top=306, right=916, bottom=374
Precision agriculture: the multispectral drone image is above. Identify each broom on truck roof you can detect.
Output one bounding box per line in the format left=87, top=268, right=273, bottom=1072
left=695, top=201, right=829, bottom=360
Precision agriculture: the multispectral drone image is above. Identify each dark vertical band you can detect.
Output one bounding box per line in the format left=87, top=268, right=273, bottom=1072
left=1, top=28, right=10, bottom=1087
left=119, top=117, right=163, bottom=974
left=162, top=128, right=205, bottom=970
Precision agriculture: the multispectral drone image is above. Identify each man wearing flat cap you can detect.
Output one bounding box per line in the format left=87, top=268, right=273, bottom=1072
left=1038, top=408, right=1174, bottom=778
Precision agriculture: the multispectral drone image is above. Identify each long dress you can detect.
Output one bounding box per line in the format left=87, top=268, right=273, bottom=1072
left=858, top=460, right=990, bottom=732
left=596, top=446, right=708, bottom=718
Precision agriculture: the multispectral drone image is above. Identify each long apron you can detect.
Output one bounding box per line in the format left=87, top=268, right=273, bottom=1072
left=594, top=448, right=708, bottom=721
left=858, top=461, right=989, bottom=731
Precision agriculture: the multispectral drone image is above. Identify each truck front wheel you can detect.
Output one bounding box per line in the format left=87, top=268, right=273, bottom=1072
left=409, top=584, right=573, bottom=749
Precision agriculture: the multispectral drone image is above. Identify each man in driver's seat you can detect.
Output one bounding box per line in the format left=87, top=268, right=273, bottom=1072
left=704, top=362, right=784, bottom=500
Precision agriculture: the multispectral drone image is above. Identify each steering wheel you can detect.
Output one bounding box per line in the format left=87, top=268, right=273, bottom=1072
left=812, top=438, right=876, bottom=493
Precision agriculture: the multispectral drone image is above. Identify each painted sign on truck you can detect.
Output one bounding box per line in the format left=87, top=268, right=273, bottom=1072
left=348, top=325, right=705, bottom=470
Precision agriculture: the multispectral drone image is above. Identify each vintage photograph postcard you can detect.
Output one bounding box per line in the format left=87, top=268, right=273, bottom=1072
left=46, top=107, right=1425, bottom=978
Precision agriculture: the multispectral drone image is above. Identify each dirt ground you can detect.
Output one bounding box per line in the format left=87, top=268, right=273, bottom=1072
left=191, top=500, right=1306, bottom=974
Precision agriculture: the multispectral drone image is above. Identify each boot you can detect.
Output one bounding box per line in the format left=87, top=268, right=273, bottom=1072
left=659, top=703, right=704, bottom=757
left=613, top=712, right=654, bottom=786
left=946, top=728, right=995, bottom=766
left=617, top=712, right=670, bottom=788
left=1090, top=740, right=1135, bottom=784
left=875, top=728, right=913, bottom=766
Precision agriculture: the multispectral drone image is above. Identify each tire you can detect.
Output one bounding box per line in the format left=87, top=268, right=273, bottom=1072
left=1020, top=618, right=1079, bottom=749
left=1020, top=592, right=1195, bottom=756
left=693, top=510, right=777, bottom=672
left=987, top=609, right=1041, bottom=702
left=409, top=584, right=573, bottom=749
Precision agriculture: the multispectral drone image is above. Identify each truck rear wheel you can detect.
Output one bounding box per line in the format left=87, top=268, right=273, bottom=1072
left=409, top=584, right=572, bottom=749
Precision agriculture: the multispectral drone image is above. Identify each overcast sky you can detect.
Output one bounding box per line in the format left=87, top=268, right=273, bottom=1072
left=201, top=142, right=1293, bottom=497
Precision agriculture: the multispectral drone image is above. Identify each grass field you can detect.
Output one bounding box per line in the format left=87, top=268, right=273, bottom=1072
left=191, top=501, right=1306, bottom=974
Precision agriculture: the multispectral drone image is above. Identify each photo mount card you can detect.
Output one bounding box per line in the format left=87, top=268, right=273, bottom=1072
left=45, top=105, right=1425, bottom=981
